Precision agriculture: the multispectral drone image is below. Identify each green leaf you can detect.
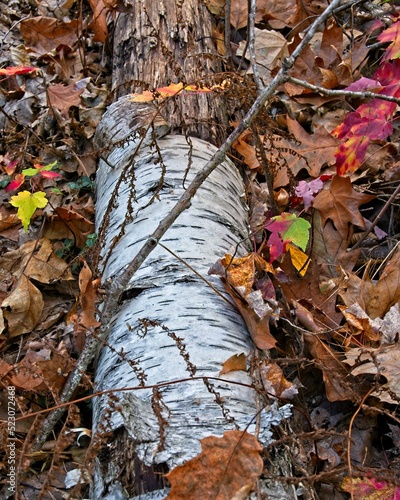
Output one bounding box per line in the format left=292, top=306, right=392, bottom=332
left=10, top=190, right=48, bottom=232
left=22, top=167, right=39, bottom=177
left=266, top=212, right=311, bottom=261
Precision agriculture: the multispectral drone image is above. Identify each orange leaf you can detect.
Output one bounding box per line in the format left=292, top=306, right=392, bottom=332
left=219, top=353, right=247, bottom=375
left=166, top=431, right=263, bottom=499
left=88, top=0, right=109, bottom=44
left=78, top=259, right=101, bottom=329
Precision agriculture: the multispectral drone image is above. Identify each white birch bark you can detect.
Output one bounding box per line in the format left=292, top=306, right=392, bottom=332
left=92, top=97, right=291, bottom=498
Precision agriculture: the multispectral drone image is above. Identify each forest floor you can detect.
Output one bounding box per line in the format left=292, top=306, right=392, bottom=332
left=0, top=0, right=400, bottom=498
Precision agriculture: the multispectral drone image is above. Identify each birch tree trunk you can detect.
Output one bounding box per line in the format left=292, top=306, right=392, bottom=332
left=92, top=1, right=291, bottom=498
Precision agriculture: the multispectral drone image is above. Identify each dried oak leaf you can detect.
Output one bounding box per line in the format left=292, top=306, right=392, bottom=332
left=1, top=276, right=44, bottom=337
left=345, top=344, right=400, bottom=404
left=273, top=117, right=339, bottom=187
left=166, top=431, right=263, bottom=500
left=260, top=362, right=298, bottom=399
left=9, top=346, right=73, bottom=396
left=312, top=175, right=374, bottom=240
left=20, top=17, right=79, bottom=56
left=47, top=83, right=84, bottom=118
left=303, top=333, right=358, bottom=402
left=0, top=238, right=73, bottom=283
left=88, top=0, right=108, bottom=43
left=44, top=207, right=94, bottom=249
left=339, top=248, right=400, bottom=319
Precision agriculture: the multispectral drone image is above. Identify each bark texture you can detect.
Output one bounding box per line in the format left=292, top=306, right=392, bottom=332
left=93, top=98, right=291, bottom=498
left=92, top=1, right=291, bottom=498
left=111, top=0, right=228, bottom=144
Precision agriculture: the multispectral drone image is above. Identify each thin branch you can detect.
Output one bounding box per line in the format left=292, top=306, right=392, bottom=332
left=248, top=0, right=264, bottom=91
left=32, top=0, right=344, bottom=450
left=349, top=182, right=400, bottom=251
left=224, top=0, right=232, bottom=61
left=286, top=76, right=400, bottom=105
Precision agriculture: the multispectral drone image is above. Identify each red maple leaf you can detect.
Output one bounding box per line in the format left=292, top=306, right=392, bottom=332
left=378, top=21, right=400, bottom=61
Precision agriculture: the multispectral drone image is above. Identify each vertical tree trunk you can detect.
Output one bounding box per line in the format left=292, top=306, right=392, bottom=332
left=92, top=2, right=290, bottom=498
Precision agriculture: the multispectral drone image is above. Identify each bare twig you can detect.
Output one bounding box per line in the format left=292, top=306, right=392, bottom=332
left=33, top=0, right=344, bottom=450
left=224, top=0, right=232, bottom=61
left=349, top=182, right=400, bottom=251
left=248, top=0, right=264, bottom=91
left=286, top=76, right=400, bottom=105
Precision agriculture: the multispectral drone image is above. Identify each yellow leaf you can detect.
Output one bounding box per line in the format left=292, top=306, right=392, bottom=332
left=10, top=190, right=48, bottom=232
left=288, top=243, right=310, bottom=276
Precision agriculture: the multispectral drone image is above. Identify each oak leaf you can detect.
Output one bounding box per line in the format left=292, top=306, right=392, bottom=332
left=0, top=238, right=73, bottom=284
left=47, top=84, right=84, bottom=118
left=339, top=248, right=400, bottom=319
left=1, top=276, right=44, bottom=337
left=345, top=344, right=400, bottom=404
left=312, top=176, right=374, bottom=239
left=20, top=17, right=79, bottom=56
left=78, top=259, right=101, bottom=329
left=166, top=431, right=263, bottom=500
left=88, top=0, right=108, bottom=43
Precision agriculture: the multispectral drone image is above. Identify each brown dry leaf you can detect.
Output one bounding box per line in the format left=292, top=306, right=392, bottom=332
left=102, top=0, right=135, bottom=12
left=221, top=253, right=274, bottom=296
left=0, top=213, right=21, bottom=240
left=219, top=353, right=247, bottom=375
left=221, top=254, right=255, bottom=295
left=285, top=41, right=323, bottom=96
left=44, top=207, right=95, bottom=249
left=339, top=249, right=400, bottom=320
left=0, top=238, right=73, bottom=284
left=47, top=83, right=84, bottom=118
left=237, top=29, right=289, bottom=85
left=20, top=17, right=79, bottom=56
left=345, top=344, right=400, bottom=404
left=233, top=136, right=259, bottom=170
left=292, top=300, right=323, bottom=333
left=224, top=284, right=276, bottom=350
left=9, top=346, right=73, bottom=396
left=312, top=175, right=375, bottom=240
left=277, top=240, right=344, bottom=330
left=79, top=259, right=101, bottom=329
left=260, top=362, right=298, bottom=399
left=338, top=303, right=380, bottom=346
left=166, top=430, right=263, bottom=499
left=273, top=117, right=339, bottom=187
left=203, top=0, right=225, bottom=16
left=88, top=0, right=108, bottom=44
left=303, top=333, right=357, bottom=402
left=2, top=276, right=44, bottom=337
left=230, top=0, right=266, bottom=29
